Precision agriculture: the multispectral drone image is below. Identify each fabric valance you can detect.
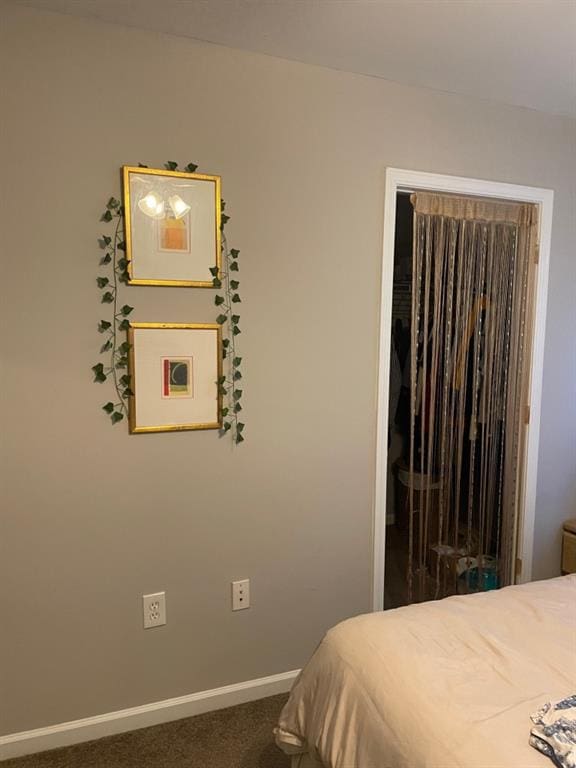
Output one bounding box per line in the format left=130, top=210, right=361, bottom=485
left=411, top=191, right=537, bottom=226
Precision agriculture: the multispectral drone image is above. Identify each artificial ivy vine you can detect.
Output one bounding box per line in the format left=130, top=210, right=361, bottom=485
left=92, top=161, right=245, bottom=444
left=92, top=197, right=133, bottom=424
left=212, top=220, right=245, bottom=444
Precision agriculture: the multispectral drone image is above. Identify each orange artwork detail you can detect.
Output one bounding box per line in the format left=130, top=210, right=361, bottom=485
left=160, top=216, right=187, bottom=251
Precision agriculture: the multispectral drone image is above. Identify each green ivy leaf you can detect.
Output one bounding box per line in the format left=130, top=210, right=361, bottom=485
left=212, top=278, right=222, bottom=289
left=218, top=385, right=228, bottom=396
left=185, top=162, right=198, bottom=173
left=232, top=294, right=241, bottom=303
left=233, top=389, right=242, bottom=401
left=233, top=370, right=242, bottom=380
left=106, top=197, right=120, bottom=210
left=100, top=253, right=112, bottom=265
left=92, top=363, right=104, bottom=374
left=231, top=315, right=240, bottom=324
left=214, top=295, right=225, bottom=306
left=236, top=433, right=245, bottom=444
left=118, top=319, right=130, bottom=331
left=216, top=314, right=227, bottom=325
left=117, top=258, right=128, bottom=269
left=229, top=261, right=239, bottom=272
left=223, top=421, right=231, bottom=432
left=101, top=210, right=113, bottom=222
left=232, top=326, right=241, bottom=336
left=165, top=161, right=178, bottom=171
left=117, top=241, right=126, bottom=252
left=120, top=374, right=131, bottom=386
left=234, top=402, right=242, bottom=413
left=123, top=388, right=134, bottom=397
left=99, top=236, right=112, bottom=248
left=209, top=266, right=219, bottom=277
left=230, top=280, right=239, bottom=290
left=111, top=411, right=124, bottom=424
left=221, top=214, right=230, bottom=227
left=221, top=407, right=229, bottom=418
left=222, top=339, right=230, bottom=348
left=98, top=320, right=112, bottom=332
left=237, top=422, right=245, bottom=433
left=116, top=356, right=128, bottom=368
left=100, top=340, right=112, bottom=353
left=119, top=341, right=131, bottom=354
left=233, top=356, right=242, bottom=366
left=97, top=276, right=109, bottom=288
left=222, top=349, right=227, bottom=360
left=101, top=291, right=114, bottom=303
left=94, top=371, right=107, bottom=383
left=102, top=402, right=115, bottom=414
left=220, top=199, right=226, bottom=211
left=230, top=248, right=239, bottom=259
left=217, top=375, right=227, bottom=384
left=120, top=305, right=133, bottom=316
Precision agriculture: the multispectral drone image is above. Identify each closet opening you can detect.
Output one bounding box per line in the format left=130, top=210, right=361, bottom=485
left=375, top=171, right=553, bottom=612
left=385, top=192, right=414, bottom=609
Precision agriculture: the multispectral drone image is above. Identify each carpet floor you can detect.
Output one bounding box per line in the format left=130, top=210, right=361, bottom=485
left=1, top=694, right=291, bottom=768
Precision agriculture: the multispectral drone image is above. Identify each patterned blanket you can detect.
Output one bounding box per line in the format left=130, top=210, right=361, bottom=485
left=530, top=695, right=576, bottom=768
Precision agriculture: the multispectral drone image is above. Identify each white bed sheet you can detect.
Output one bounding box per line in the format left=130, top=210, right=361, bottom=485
left=276, top=575, right=576, bottom=768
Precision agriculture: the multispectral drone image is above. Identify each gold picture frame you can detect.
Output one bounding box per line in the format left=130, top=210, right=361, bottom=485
left=128, top=323, right=222, bottom=434
left=123, top=166, right=221, bottom=287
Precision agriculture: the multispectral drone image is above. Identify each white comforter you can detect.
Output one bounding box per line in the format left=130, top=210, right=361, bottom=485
left=276, top=575, right=576, bottom=768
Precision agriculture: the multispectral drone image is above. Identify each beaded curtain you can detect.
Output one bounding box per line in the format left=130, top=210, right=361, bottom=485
left=407, top=192, right=538, bottom=602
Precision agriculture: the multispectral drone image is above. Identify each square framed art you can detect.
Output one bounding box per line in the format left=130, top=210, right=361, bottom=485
left=123, top=166, right=221, bottom=287
left=128, top=323, right=222, bottom=433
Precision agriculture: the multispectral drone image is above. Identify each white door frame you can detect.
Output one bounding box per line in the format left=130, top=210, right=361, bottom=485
left=372, top=168, right=554, bottom=612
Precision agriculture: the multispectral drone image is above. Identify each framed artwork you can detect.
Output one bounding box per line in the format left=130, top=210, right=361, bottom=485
left=123, top=166, right=221, bottom=287
left=128, top=323, right=222, bottom=433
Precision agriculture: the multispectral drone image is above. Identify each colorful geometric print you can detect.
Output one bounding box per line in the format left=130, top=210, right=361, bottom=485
left=162, top=357, right=193, bottom=398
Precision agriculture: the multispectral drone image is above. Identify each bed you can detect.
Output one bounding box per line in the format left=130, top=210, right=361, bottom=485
left=275, top=575, right=576, bottom=768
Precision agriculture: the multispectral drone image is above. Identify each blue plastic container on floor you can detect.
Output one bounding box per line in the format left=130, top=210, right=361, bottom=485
left=463, top=564, right=499, bottom=592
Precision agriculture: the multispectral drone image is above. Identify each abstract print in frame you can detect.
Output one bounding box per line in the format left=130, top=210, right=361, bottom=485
left=128, top=323, right=222, bottom=433
left=123, top=166, right=221, bottom=287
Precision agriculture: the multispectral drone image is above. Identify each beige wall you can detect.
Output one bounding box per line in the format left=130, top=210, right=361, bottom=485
left=1, top=3, right=574, bottom=736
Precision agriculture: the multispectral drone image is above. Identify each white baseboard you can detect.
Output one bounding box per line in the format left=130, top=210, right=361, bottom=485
left=0, top=669, right=300, bottom=760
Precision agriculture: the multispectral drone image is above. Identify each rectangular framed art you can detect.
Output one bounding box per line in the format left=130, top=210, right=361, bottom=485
left=122, top=166, right=221, bottom=287
left=128, top=323, right=222, bottom=433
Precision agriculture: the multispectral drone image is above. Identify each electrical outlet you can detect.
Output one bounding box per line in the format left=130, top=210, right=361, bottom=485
left=231, top=579, right=250, bottom=611
left=142, top=592, right=166, bottom=629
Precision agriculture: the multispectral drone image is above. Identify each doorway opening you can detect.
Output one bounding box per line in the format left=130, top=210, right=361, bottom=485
left=373, top=170, right=554, bottom=612
left=384, top=192, right=414, bottom=609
